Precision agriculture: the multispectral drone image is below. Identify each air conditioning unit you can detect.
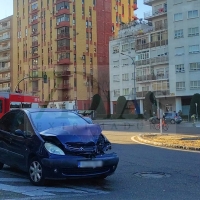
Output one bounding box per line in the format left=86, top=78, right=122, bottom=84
left=81, top=56, right=85, bottom=60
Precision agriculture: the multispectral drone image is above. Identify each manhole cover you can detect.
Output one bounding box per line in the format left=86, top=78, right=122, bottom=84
left=134, top=172, right=170, bottom=178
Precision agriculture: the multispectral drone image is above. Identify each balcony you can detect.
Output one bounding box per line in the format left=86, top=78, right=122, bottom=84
left=32, top=87, right=40, bottom=93
left=56, top=0, right=72, bottom=3
left=136, top=90, right=170, bottom=98
left=0, top=35, right=10, bottom=42
left=55, top=8, right=71, bottom=16
left=32, top=41, right=38, bottom=47
left=57, top=33, right=70, bottom=40
left=31, top=30, right=39, bottom=37
left=0, top=66, right=10, bottom=72
left=0, top=25, right=10, bottom=33
left=144, top=7, right=167, bottom=20
left=0, top=87, right=10, bottom=92
left=57, top=58, right=71, bottom=65
left=0, top=76, right=10, bottom=83
left=136, top=74, right=168, bottom=83
left=0, top=55, right=10, bottom=62
left=30, top=65, right=39, bottom=71
left=144, top=0, right=164, bottom=6
left=135, top=40, right=168, bottom=51
left=56, top=21, right=71, bottom=29
left=135, top=56, right=169, bottom=66
left=132, top=3, right=138, bottom=10
left=57, top=46, right=70, bottom=52
left=0, top=45, right=10, bottom=52
left=55, top=83, right=72, bottom=90
left=54, top=71, right=72, bottom=77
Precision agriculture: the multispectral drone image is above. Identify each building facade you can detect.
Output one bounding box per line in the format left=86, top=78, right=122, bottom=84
left=0, top=16, right=12, bottom=93
left=12, top=0, right=137, bottom=110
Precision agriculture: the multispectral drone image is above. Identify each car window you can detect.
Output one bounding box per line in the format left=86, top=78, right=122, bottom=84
left=30, top=111, right=89, bottom=132
left=0, top=110, right=20, bottom=132
left=13, top=111, right=34, bottom=137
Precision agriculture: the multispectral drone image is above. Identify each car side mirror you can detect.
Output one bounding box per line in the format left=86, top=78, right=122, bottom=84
left=14, top=129, right=25, bottom=137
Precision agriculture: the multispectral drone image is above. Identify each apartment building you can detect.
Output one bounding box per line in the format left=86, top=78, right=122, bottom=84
left=12, top=0, right=136, bottom=109
left=109, top=22, right=152, bottom=114
left=0, top=16, right=12, bottom=93
left=167, top=0, right=200, bottom=115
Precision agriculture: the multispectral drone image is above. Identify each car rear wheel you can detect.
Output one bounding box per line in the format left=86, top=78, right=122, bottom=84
left=170, top=119, right=175, bottom=124
left=0, top=162, right=4, bottom=170
left=28, top=158, right=45, bottom=186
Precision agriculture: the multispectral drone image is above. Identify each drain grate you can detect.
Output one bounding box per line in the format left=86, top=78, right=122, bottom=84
left=133, top=172, right=171, bottom=178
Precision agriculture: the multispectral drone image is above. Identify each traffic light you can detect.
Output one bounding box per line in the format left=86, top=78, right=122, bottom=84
left=43, top=72, right=47, bottom=83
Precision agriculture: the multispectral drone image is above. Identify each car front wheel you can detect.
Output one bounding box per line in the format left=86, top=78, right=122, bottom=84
left=0, top=162, right=4, bottom=170
left=28, top=158, right=45, bottom=186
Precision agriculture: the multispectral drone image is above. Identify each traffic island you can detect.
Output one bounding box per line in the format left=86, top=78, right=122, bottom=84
left=135, top=134, right=200, bottom=151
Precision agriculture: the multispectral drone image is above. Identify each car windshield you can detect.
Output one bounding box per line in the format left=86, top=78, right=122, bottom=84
left=30, top=111, right=88, bottom=132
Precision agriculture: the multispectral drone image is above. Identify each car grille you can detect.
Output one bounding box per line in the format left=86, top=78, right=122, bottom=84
left=65, top=143, right=96, bottom=153
left=62, top=167, right=111, bottom=176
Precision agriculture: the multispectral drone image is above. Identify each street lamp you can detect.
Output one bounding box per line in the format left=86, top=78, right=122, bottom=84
left=195, top=103, right=198, bottom=122
left=120, top=53, right=140, bottom=114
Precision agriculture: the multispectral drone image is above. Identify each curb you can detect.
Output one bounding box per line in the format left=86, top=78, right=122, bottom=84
left=135, top=134, right=200, bottom=151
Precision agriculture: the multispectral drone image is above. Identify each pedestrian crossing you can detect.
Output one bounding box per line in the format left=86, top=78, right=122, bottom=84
left=0, top=170, right=109, bottom=200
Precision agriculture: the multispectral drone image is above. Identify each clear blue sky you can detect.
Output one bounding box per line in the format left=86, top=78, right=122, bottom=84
left=0, top=0, right=149, bottom=21
left=0, top=0, right=13, bottom=20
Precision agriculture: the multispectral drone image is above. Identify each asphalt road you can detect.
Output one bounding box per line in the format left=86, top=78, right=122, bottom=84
left=0, top=129, right=200, bottom=200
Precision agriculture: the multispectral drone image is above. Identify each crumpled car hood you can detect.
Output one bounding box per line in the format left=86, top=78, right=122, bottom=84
left=40, top=124, right=102, bottom=144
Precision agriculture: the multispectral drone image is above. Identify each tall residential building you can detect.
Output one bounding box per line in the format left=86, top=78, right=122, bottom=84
left=13, top=0, right=137, bottom=109
left=0, top=16, right=12, bottom=93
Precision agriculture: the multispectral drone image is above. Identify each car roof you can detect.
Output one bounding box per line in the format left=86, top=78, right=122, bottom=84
left=10, top=108, right=78, bottom=114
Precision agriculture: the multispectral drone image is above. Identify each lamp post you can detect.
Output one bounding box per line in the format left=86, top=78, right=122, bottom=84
left=120, top=53, right=140, bottom=114
left=195, top=103, right=198, bottom=122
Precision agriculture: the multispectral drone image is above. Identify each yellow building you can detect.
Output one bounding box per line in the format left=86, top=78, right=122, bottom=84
left=13, top=0, right=137, bottom=110
left=0, top=16, right=12, bottom=93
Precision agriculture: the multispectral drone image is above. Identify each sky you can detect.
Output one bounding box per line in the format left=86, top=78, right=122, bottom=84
left=0, top=0, right=149, bottom=21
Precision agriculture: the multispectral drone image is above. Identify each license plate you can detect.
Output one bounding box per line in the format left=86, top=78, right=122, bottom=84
left=78, top=161, right=103, bottom=168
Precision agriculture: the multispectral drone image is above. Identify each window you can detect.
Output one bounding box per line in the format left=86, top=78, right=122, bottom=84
left=123, top=88, right=129, bottom=96
left=113, top=75, right=120, bottom=82
left=113, top=46, right=119, bottom=54
left=175, top=64, right=185, bottom=73
left=174, top=29, right=183, bottom=38
left=189, top=45, right=200, bottom=53
left=122, top=73, right=129, bottom=81
left=189, top=62, right=200, bottom=71
left=137, top=51, right=149, bottom=60
left=175, top=47, right=184, bottom=56
left=188, top=10, right=198, bottom=19
left=190, top=81, right=200, bottom=89
left=176, top=82, right=185, bottom=90
left=113, top=60, right=119, bottom=68
left=122, top=44, right=129, bottom=52
left=188, top=27, right=199, bottom=36
left=174, top=13, right=183, bottom=21
left=142, top=86, right=149, bottom=91
left=114, top=89, right=120, bottom=97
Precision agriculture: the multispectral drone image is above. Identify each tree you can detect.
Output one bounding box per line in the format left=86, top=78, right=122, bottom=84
left=143, top=91, right=157, bottom=118
left=116, top=96, right=127, bottom=118
left=189, top=93, right=200, bottom=117
left=90, top=94, right=100, bottom=111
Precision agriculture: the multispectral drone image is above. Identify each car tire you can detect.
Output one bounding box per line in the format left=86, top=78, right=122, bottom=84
left=28, top=157, right=45, bottom=186
left=170, top=119, right=175, bottom=124
left=0, top=162, right=4, bottom=170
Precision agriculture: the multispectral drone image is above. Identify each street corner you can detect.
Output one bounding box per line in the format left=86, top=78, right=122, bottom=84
left=132, top=133, right=200, bottom=152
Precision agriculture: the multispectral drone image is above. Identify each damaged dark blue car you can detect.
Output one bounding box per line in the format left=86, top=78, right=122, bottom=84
left=0, top=109, right=119, bottom=185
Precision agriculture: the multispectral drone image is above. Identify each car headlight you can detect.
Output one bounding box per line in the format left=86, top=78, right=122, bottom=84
left=44, top=143, right=65, bottom=155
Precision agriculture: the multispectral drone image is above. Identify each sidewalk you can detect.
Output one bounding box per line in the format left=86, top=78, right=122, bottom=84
left=135, top=134, right=200, bottom=151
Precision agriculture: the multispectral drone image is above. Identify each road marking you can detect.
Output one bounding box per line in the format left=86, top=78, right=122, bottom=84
left=0, top=176, right=108, bottom=199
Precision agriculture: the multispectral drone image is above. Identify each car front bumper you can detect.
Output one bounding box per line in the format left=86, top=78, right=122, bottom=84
left=41, top=153, right=119, bottom=179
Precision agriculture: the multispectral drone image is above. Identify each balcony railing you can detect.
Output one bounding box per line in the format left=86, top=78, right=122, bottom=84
left=0, top=66, right=10, bottom=72
left=0, top=45, right=10, bottom=52
left=0, top=25, right=10, bottom=32
left=144, top=7, right=167, bottom=20
left=0, top=77, right=10, bottom=83
left=136, top=74, right=169, bottom=82
left=136, top=90, right=170, bottom=98
left=56, top=83, right=72, bottom=90
left=135, top=40, right=168, bottom=51
left=57, top=33, right=70, bottom=39
left=54, top=71, right=71, bottom=77
left=136, top=56, right=169, bottom=66
left=0, top=87, right=10, bottom=92
left=0, top=55, right=10, bottom=62
left=0, top=35, right=10, bottom=42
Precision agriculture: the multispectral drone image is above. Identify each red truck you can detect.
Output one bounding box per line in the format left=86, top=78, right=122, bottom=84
left=0, top=92, right=40, bottom=118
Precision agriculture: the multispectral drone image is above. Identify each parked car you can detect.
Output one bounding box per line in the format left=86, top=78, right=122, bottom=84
left=149, top=112, right=182, bottom=124
left=0, top=109, right=119, bottom=185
